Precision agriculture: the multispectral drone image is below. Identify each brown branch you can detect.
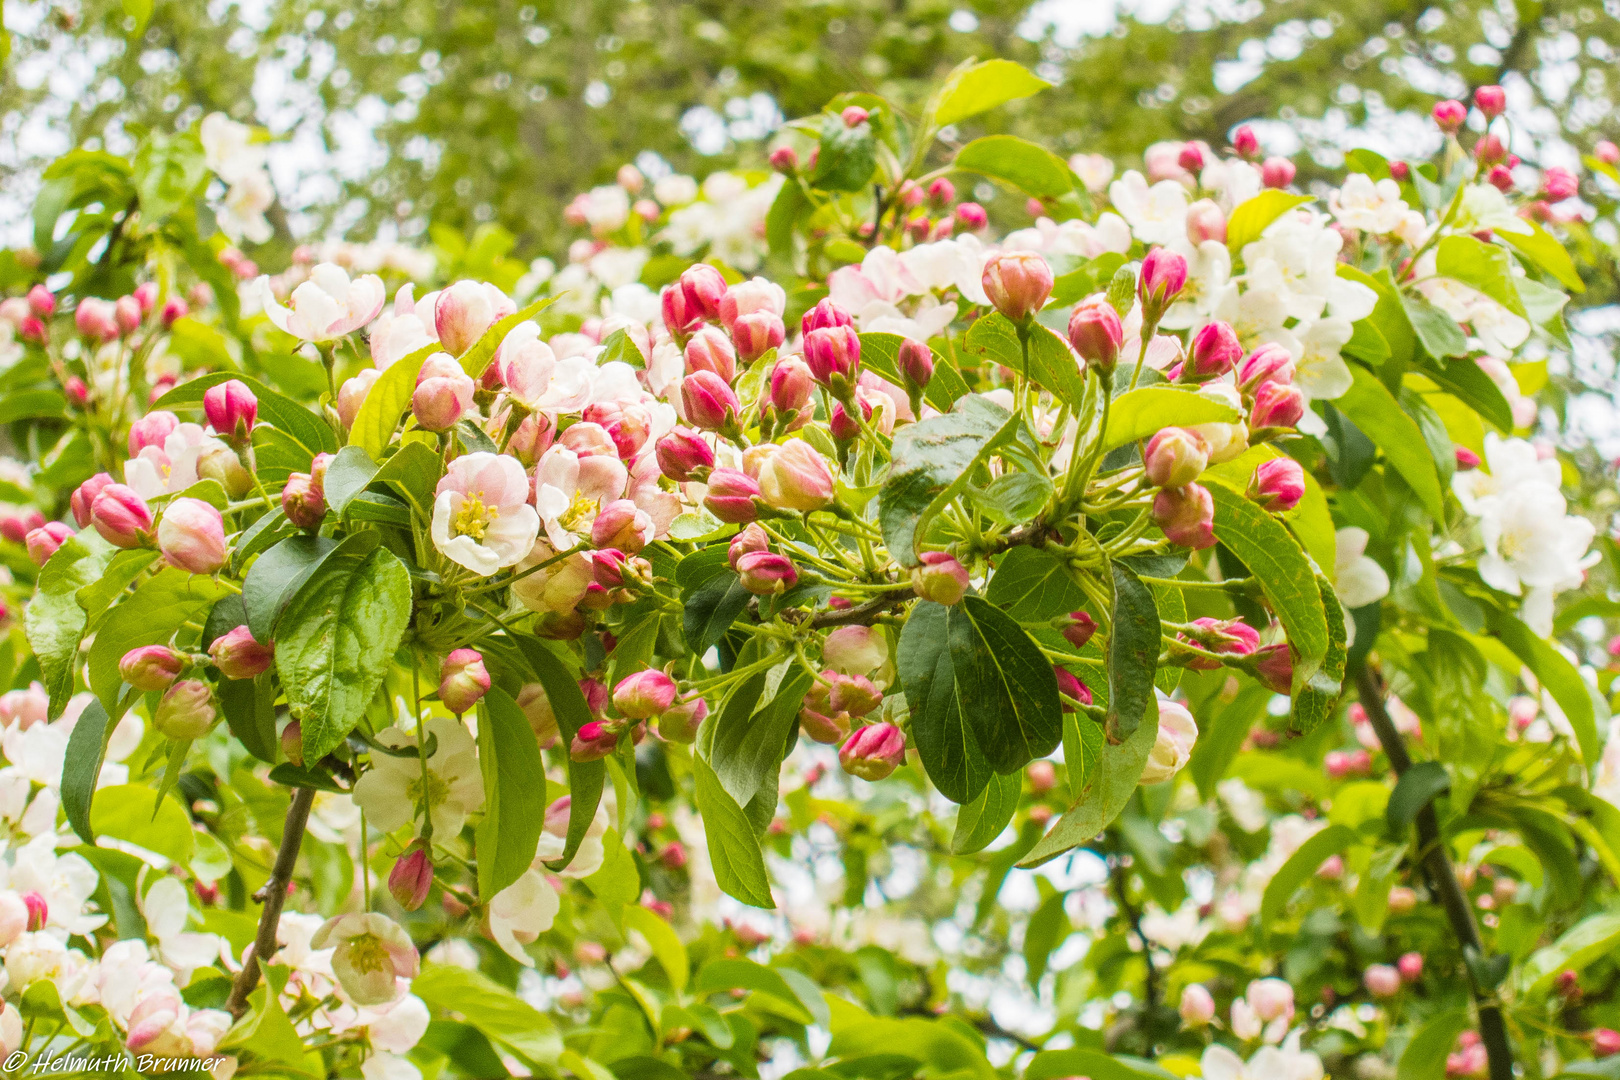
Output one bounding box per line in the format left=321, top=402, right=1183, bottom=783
left=226, top=785, right=316, bottom=1017
left=1354, top=665, right=1512, bottom=1080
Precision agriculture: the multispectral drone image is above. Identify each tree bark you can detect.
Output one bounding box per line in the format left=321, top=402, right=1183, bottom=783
left=226, top=785, right=316, bottom=1018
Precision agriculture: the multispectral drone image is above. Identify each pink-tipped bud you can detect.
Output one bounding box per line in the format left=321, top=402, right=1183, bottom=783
left=1144, top=427, right=1209, bottom=489
left=685, top=325, right=737, bottom=383
left=769, top=145, right=799, bottom=174
left=1364, top=964, right=1402, bottom=999
left=1232, top=126, right=1260, bottom=159
left=1138, top=248, right=1188, bottom=312
left=1184, top=321, right=1242, bottom=381
left=203, top=379, right=258, bottom=445
left=27, top=284, right=56, bottom=318
left=75, top=297, right=121, bottom=342
left=1260, top=156, right=1297, bottom=188
left=1387, top=160, right=1411, bottom=182
left=736, top=550, right=798, bottom=595
left=911, top=551, right=969, bottom=606
left=435, top=280, right=513, bottom=357
left=209, top=625, right=274, bottom=680
left=678, top=264, right=727, bottom=324
left=841, top=105, right=870, bottom=128
left=839, top=722, right=904, bottom=781
left=389, top=843, right=434, bottom=911
left=120, top=645, right=186, bottom=692
left=25, top=522, right=74, bottom=567
left=803, top=325, right=862, bottom=389
left=1068, top=295, right=1124, bottom=375
left=1597, top=140, right=1620, bottom=166
left=157, top=497, right=226, bottom=575
left=681, top=370, right=740, bottom=432
left=153, top=679, right=217, bottom=740
left=1249, top=457, right=1305, bottom=512
left=132, top=282, right=158, bottom=314
left=1055, top=667, right=1092, bottom=712
left=22, top=892, right=48, bottom=933
left=128, top=410, right=179, bottom=456
left=1397, top=952, right=1423, bottom=981
left=728, top=523, right=769, bottom=570
left=71, top=473, right=115, bottom=528
left=91, top=484, right=154, bottom=548
left=954, top=202, right=988, bottom=231
left=1594, top=1029, right=1620, bottom=1058
left=1455, top=446, right=1481, bottom=470
left=613, top=669, right=678, bottom=720
left=657, top=695, right=708, bottom=744
left=1250, top=380, right=1306, bottom=429
left=1062, top=612, right=1097, bottom=650
left=1185, top=198, right=1227, bottom=245
left=114, top=295, right=142, bottom=335
left=800, top=297, right=853, bottom=337
left=731, top=311, right=785, bottom=362
left=0, top=508, right=44, bottom=543
left=571, top=719, right=620, bottom=762
left=591, top=498, right=653, bottom=553
left=703, top=468, right=761, bottom=524
left=1237, top=343, right=1296, bottom=393
left=829, top=396, right=871, bottom=441
left=282, top=471, right=327, bottom=529
left=337, top=367, right=380, bottom=429
left=927, top=177, right=956, bottom=206
left=1178, top=142, right=1205, bottom=173
left=981, top=251, right=1054, bottom=322
left=439, top=649, right=490, bottom=714
left=1152, top=483, right=1216, bottom=549
left=1475, top=133, right=1507, bottom=167
left=1180, top=984, right=1216, bottom=1026
left=1541, top=166, right=1578, bottom=201
left=1254, top=643, right=1293, bottom=693
left=412, top=353, right=475, bottom=432
left=1473, top=85, right=1506, bottom=119
left=161, top=297, right=189, bottom=328
left=897, top=337, right=934, bottom=392
left=1177, top=617, right=1260, bottom=671
left=769, top=357, right=814, bottom=415
left=655, top=426, right=714, bottom=482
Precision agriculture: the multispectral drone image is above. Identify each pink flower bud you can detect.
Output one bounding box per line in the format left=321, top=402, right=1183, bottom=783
left=981, top=251, right=1054, bottom=322
left=841, top=105, right=869, bottom=128
left=1389, top=160, right=1411, bottom=181
left=0, top=508, right=44, bottom=543
left=731, top=310, right=785, bottom=362
left=412, top=353, right=475, bottom=432
left=1055, top=667, right=1092, bottom=711
left=830, top=672, right=882, bottom=717
left=336, top=367, right=380, bottom=429
left=1364, top=964, right=1401, bottom=998
left=769, top=145, right=799, bottom=173
left=158, top=497, right=226, bottom=575
left=278, top=719, right=305, bottom=766
left=282, top=471, right=327, bottom=529
left=75, top=297, right=120, bottom=341
left=161, top=296, right=189, bottom=327
left=703, top=468, right=761, bottom=523
left=912, top=551, right=969, bottom=606
left=591, top=498, right=653, bottom=553
left=200, top=379, right=257, bottom=447
left=209, top=625, right=274, bottom=680
left=655, top=426, right=714, bottom=482
left=803, top=324, right=862, bottom=388
left=1067, top=295, right=1124, bottom=375
left=1597, top=141, right=1620, bottom=166
left=114, top=295, right=142, bottom=334
left=1185, top=198, right=1227, bottom=245
left=1594, top=1029, right=1620, bottom=1058
left=954, top=202, right=988, bottom=231
left=571, top=719, right=620, bottom=761
left=800, top=685, right=852, bottom=745
left=1397, top=952, right=1423, bottom=981
left=27, top=285, right=56, bottom=318
left=1236, top=343, right=1295, bottom=393
left=1388, top=886, right=1417, bottom=914
left=1250, top=380, right=1306, bottom=429
left=1249, top=457, right=1305, bottom=512
left=389, top=843, right=434, bottom=911
left=1254, top=643, right=1293, bottom=693
left=800, top=297, right=854, bottom=337
left=1184, top=321, right=1242, bottom=381
left=1473, top=84, right=1506, bottom=119
left=436, top=648, right=489, bottom=714
left=685, top=325, right=738, bottom=382
left=728, top=523, right=769, bottom=570
left=758, top=438, right=835, bottom=511
left=1432, top=99, right=1468, bottom=133
left=1232, top=126, right=1260, bottom=159
left=1152, top=483, right=1215, bottom=549
left=72, top=473, right=115, bottom=528
left=737, top=550, right=798, bottom=595
left=1139, top=248, right=1188, bottom=311
left=131, top=282, right=158, bottom=315
left=91, top=484, right=154, bottom=548
left=435, top=280, right=513, bottom=356
left=20, top=315, right=47, bottom=343
left=822, top=625, right=888, bottom=675
left=679, top=263, right=727, bottom=323
left=839, top=722, right=905, bottom=781
left=719, top=277, right=786, bottom=331
left=1061, top=611, right=1098, bottom=650
left=923, top=178, right=955, bottom=207
left=614, top=669, right=678, bottom=719
left=1541, top=166, right=1578, bottom=201
left=1475, top=133, right=1507, bottom=166
left=1261, top=156, right=1297, bottom=188
left=120, top=644, right=186, bottom=692
left=154, top=679, right=217, bottom=739
left=895, top=336, right=934, bottom=392
left=1455, top=446, right=1481, bottom=470
left=1180, top=984, right=1215, bottom=1026
left=657, top=694, right=708, bottom=744
left=769, top=357, right=815, bottom=414
left=1178, top=142, right=1205, bottom=173
left=22, top=892, right=48, bottom=933
left=1177, top=617, right=1259, bottom=671
left=25, top=522, right=74, bottom=567
left=1484, top=165, right=1513, bottom=194
left=829, top=396, right=871, bottom=441
left=681, top=370, right=740, bottom=432
left=1144, top=427, right=1209, bottom=489
left=128, top=410, right=178, bottom=456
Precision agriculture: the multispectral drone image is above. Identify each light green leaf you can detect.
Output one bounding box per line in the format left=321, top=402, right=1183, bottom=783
left=456, top=295, right=559, bottom=379
left=1102, top=387, right=1239, bottom=451
left=858, top=332, right=969, bottom=411
left=954, top=135, right=1074, bottom=199
left=89, top=784, right=194, bottom=865
left=414, top=963, right=563, bottom=1065
left=931, top=59, right=1051, bottom=127
left=1401, top=293, right=1469, bottom=361
left=323, top=444, right=379, bottom=518
left=962, top=313, right=1087, bottom=410
left=1487, top=607, right=1603, bottom=771
left=1397, top=1009, right=1471, bottom=1080
left=1500, top=219, right=1583, bottom=292
left=475, top=686, right=549, bottom=900
left=623, top=906, right=689, bottom=995
left=1436, top=234, right=1527, bottom=317
left=1227, top=190, right=1313, bottom=254
left=583, top=828, right=641, bottom=911
left=348, top=343, right=436, bottom=461
left=952, top=772, right=1020, bottom=855
left=694, top=959, right=813, bottom=1023
left=693, top=754, right=774, bottom=907
left=1386, top=761, right=1450, bottom=837
left=1522, top=914, right=1620, bottom=994
left=1259, top=823, right=1357, bottom=928
left=1018, top=703, right=1158, bottom=867
left=1334, top=363, right=1446, bottom=520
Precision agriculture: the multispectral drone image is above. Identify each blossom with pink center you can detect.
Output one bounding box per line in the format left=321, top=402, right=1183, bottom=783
left=429, top=452, right=540, bottom=576
left=256, top=263, right=386, bottom=342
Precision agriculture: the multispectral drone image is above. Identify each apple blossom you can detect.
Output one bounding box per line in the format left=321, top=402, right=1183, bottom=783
left=311, top=912, right=420, bottom=1005
left=258, top=263, right=386, bottom=341
left=431, top=452, right=541, bottom=576
left=157, top=497, right=226, bottom=574
left=839, top=722, right=905, bottom=781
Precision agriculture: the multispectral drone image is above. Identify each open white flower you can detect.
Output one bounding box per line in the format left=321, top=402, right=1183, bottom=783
left=430, top=452, right=540, bottom=576
left=534, top=444, right=629, bottom=551
left=220, top=172, right=275, bottom=244
left=257, top=263, right=386, bottom=342
left=488, top=869, right=561, bottom=966
left=1108, top=170, right=1190, bottom=247
left=352, top=718, right=484, bottom=838
left=200, top=113, right=265, bottom=184
left=139, top=876, right=223, bottom=981
left=1334, top=527, right=1389, bottom=609
left=1328, top=174, right=1409, bottom=234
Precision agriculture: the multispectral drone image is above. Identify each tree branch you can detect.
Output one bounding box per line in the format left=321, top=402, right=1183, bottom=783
left=226, top=785, right=316, bottom=1018
left=1353, top=665, right=1512, bottom=1080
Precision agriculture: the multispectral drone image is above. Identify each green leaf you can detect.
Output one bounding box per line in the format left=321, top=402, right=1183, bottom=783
left=1436, top=235, right=1527, bottom=317
left=242, top=534, right=341, bottom=644
left=1401, top=293, right=1469, bottom=361
left=1344, top=148, right=1391, bottom=180
left=60, top=698, right=111, bottom=844
left=76, top=548, right=160, bottom=628
left=1334, top=364, right=1446, bottom=520
left=1023, top=886, right=1069, bottom=987
left=1102, top=387, right=1239, bottom=451
left=1500, top=219, right=1584, bottom=291
left=682, top=570, right=754, bottom=657
left=1289, top=577, right=1347, bottom=735
left=0, top=387, right=67, bottom=424
left=1226, top=191, right=1313, bottom=253
left=1204, top=480, right=1330, bottom=690
left=221, top=672, right=279, bottom=764
left=623, top=905, right=689, bottom=994
left=987, top=545, right=1085, bottom=621
left=952, top=772, right=1020, bottom=854
left=962, top=313, right=1087, bottom=410
left=347, top=343, right=436, bottom=461
left=858, top=332, right=969, bottom=411
left=371, top=439, right=444, bottom=519
left=880, top=394, right=1015, bottom=566
left=711, top=664, right=812, bottom=809
left=1017, top=706, right=1159, bottom=867
left=514, top=637, right=605, bottom=872
left=693, top=959, right=811, bottom=1023
left=24, top=533, right=117, bottom=715
left=276, top=541, right=412, bottom=761
left=89, top=783, right=194, bottom=864
left=693, top=754, right=774, bottom=907
left=811, top=111, right=877, bottom=192
left=1026, top=1050, right=1161, bottom=1080
left=413, top=963, right=563, bottom=1066
left=1521, top=913, right=1620, bottom=994
left=1187, top=684, right=1271, bottom=800
left=583, top=827, right=641, bottom=911
left=1386, top=761, right=1450, bottom=837
left=1258, top=823, right=1357, bottom=928
left=1397, top=1009, right=1471, bottom=1080
left=1487, top=607, right=1603, bottom=771
left=1104, top=563, right=1160, bottom=745
left=766, top=181, right=811, bottom=259
left=322, top=444, right=379, bottom=518
left=930, top=59, right=1051, bottom=127
left=132, top=131, right=207, bottom=222
left=954, top=135, right=1075, bottom=199
left=457, top=295, right=559, bottom=379
left=475, top=686, right=550, bottom=900
left=1424, top=356, right=1514, bottom=432
left=87, top=568, right=229, bottom=715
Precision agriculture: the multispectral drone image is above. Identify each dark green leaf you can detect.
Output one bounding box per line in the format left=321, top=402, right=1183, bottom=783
left=710, top=664, right=812, bottom=809
left=951, top=771, right=1020, bottom=855
left=1423, top=356, right=1514, bottom=433
left=24, top=534, right=116, bottom=715
left=1018, top=703, right=1159, bottom=867
left=1487, top=606, right=1603, bottom=770
left=1397, top=1009, right=1471, bottom=1080
left=880, top=394, right=1014, bottom=566
left=514, top=637, right=604, bottom=872
left=323, top=444, right=379, bottom=518
left=1104, top=563, right=1160, bottom=745
left=476, top=686, right=550, bottom=900
left=1386, top=762, right=1450, bottom=838
left=242, top=534, right=341, bottom=644
left=61, top=697, right=110, bottom=844
left=1333, top=363, right=1446, bottom=520
left=683, top=571, right=754, bottom=657
left=1290, top=577, right=1347, bottom=735
left=962, top=313, right=1087, bottom=410
left=810, top=112, right=877, bottom=192
left=693, top=754, right=774, bottom=907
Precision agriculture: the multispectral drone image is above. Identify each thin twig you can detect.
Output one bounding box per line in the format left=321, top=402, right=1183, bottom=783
left=226, top=786, right=316, bottom=1018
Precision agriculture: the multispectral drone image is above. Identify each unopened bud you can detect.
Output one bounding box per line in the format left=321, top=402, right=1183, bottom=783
left=981, top=251, right=1054, bottom=322
left=440, top=649, right=491, bottom=714
left=210, top=625, right=274, bottom=680
left=1152, top=483, right=1216, bottom=549
left=120, top=645, right=186, bottom=692
left=736, top=550, right=798, bottom=595
left=204, top=379, right=257, bottom=444
left=911, top=551, right=969, bottom=606
left=1248, top=457, right=1305, bottom=512
left=154, top=679, right=217, bottom=740
left=389, top=843, right=434, bottom=911
left=1144, top=427, right=1209, bottom=489
left=839, top=722, right=905, bottom=781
